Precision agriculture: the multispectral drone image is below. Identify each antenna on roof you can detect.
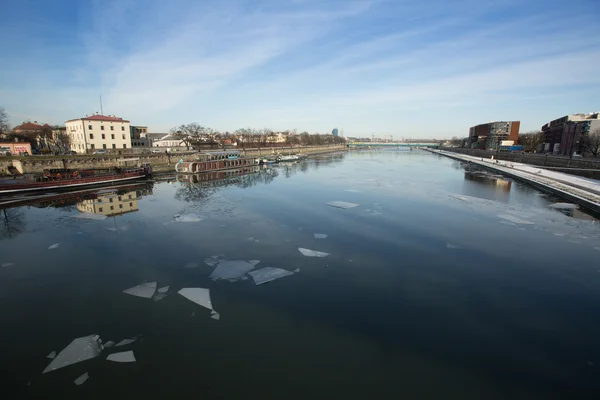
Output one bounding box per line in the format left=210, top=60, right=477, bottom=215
left=100, top=95, right=104, bottom=115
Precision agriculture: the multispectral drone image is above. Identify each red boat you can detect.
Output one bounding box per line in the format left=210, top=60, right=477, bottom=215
left=0, top=162, right=152, bottom=195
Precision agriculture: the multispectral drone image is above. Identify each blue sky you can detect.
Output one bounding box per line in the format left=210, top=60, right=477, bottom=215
left=1, top=0, right=599, bottom=138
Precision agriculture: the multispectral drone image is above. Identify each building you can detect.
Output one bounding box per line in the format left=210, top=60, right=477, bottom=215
left=332, top=128, right=339, bottom=137
left=77, top=190, right=139, bottom=216
left=130, top=125, right=152, bottom=148
left=467, top=121, right=520, bottom=150
left=0, top=142, right=32, bottom=155
left=541, top=113, right=600, bottom=155
left=65, top=114, right=132, bottom=153
left=153, top=134, right=184, bottom=148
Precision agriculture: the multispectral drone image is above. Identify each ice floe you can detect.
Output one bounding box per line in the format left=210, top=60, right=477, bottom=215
left=123, top=282, right=157, bottom=299
left=248, top=260, right=260, bottom=266
left=327, top=201, right=359, bottom=209
left=2, top=262, right=15, bottom=267
left=72, top=213, right=107, bottom=221
left=314, top=233, right=328, bottom=239
left=178, top=288, right=213, bottom=310
left=74, top=372, right=89, bottom=386
left=158, top=286, right=170, bottom=293
left=174, top=213, right=204, bottom=222
left=548, top=203, right=578, bottom=210
left=43, top=334, right=103, bottom=373
left=248, top=267, right=294, bottom=285
left=498, top=214, right=534, bottom=225
left=210, top=311, right=220, bottom=320
left=48, top=243, right=60, bottom=250
left=204, top=254, right=225, bottom=267
left=298, top=248, right=329, bottom=257
left=106, top=351, right=136, bottom=363
left=47, top=351, right=56, bottom=359
left=103, top=341, right=115, bottom=348
left=209, top=260, right=255, bottom=281
left=116, top=338, right=136, bottom=347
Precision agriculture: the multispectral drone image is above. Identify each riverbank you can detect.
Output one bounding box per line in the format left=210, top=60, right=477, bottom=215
left=427, top=148, right=600, bottom=214
left=440, top=147, right=600, bottom=179
left=1, top=145, right=347, bottom=175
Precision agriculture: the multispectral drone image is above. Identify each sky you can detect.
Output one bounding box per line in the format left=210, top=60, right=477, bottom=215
left=1, top=0, right=599, bottom=138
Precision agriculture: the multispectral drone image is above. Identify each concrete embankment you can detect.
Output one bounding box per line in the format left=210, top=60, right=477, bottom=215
left=427, top=148, right=600, bottom=214
left=1, top=145, right=347, bottom=175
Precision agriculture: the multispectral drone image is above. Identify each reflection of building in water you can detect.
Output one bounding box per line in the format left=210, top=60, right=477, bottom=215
left=464, top=172, right=512, bottom=193
left=77, top=190, right=140, bottom=216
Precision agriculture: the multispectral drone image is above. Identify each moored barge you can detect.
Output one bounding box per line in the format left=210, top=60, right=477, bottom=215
left=175, top=150, right=257, bottom=174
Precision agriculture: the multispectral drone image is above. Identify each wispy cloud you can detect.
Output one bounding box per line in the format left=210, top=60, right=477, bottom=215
left=0, top=0, right=599, bottom=136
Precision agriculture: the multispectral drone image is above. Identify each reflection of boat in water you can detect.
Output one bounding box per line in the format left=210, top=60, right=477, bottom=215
left=175, top=150, right=258, bottom=174
left=0, top=182, right=154, bottom=210
left=176, top=166, right=260, bottom=184
left=0, top=160, right=152, bottom=195
left=277, top=154, right=302, bottom=162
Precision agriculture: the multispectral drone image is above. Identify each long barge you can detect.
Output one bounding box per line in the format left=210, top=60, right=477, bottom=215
left=175, top=150, right=258, bottom=174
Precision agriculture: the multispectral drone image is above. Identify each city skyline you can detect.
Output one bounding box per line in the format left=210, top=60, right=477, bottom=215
left=1, top=0, right=599, bottom=138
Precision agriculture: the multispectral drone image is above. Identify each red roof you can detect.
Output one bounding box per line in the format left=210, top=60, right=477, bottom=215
left=13, top=122, right=51, bottom=131
left=66, top=115, right=130, bottom=123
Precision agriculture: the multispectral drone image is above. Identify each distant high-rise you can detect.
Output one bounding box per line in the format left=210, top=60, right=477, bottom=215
left=332, top=128, right=339, bottom=137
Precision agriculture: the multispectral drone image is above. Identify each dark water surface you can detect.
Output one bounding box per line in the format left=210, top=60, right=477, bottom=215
left=2, top=150, right=600, bottom=399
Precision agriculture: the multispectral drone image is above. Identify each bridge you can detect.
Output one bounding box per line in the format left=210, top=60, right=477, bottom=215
left=347, top=142, right=440, bottom=148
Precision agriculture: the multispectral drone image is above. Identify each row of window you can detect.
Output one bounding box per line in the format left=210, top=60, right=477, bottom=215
left=88, top=125, right=125, bottom=131
left=89, top=133, right=127, bottom=140
left=89, top=144, right=127, bottom=149
left=97, top=202, right=134, bottom=212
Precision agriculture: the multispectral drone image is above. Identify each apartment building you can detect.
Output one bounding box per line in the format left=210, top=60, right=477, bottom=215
left=65, top=114, right=132, bottom=153
left=467, top=121, right=520, bottom=150
left=541, top=113, right=600, bottom=155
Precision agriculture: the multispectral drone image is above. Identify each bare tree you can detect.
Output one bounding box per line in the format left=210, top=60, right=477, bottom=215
left=583, top=128, right=600, bottom=158
left=0, top=107, right=9, bottom=137
left=518, top=131, right=544, bottom=153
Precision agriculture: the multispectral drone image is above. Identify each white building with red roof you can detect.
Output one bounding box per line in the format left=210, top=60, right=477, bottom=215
left=65, top=114, right=132, bottom=153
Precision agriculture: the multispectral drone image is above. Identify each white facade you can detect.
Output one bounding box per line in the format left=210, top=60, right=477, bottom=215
left=65, top=115, right=132, bottom=153
left=153, top=134, right=184, bottom=147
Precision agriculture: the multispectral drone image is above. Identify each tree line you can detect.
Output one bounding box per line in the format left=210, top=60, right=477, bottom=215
left=0, top=107, right=71, bottom=153
left=170, top=123, right=346, bottom=150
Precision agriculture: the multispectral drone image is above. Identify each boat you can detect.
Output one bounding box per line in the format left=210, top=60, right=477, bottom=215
left=175, top=150, right=257, bottom=173
left=276, top=154, right=301, bottom=162
left=0, top=159, right=152, bottom=195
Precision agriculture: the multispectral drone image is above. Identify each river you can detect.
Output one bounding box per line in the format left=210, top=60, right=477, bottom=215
left=1, top=149, right=600, bottom=399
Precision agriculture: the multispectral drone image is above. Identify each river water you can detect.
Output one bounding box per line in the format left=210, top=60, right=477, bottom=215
left=1, top=149, right=600, bottom=399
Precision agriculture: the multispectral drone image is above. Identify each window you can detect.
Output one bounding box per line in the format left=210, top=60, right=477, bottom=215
left=129, top=202, right=133, bottom=207
left=109, top=198, right=113, bottom=203
left=99, top=207, right=103, bottom=212
left=111, top=134, right=115, bottom=139
left=110, top=206, right=114, bottom=210
left=112, top=144, right=116, bottom=149
left=128, top=195, right=132, bottom=199
left=119, top=204, right=123, bottom=209
left=90, top=144, right=95, bottom=149
left=121, top=126, right=125, bottom=131
left=101, top=134, right=105, bottom=139
left=102, top=144, right=106, bottom=149
left=101, top=125, right=105, bottom=130
left=122, top=134, right=125, bottom=139
left=90, top=133, right=94, bottom=139
left=88, top=125, right=92, bottom=130
left=123, top=144, right=127, bottom=148
left=110, top=126, right=114, bottom=131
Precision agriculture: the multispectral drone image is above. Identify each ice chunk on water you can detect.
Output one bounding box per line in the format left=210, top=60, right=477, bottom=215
left=446, top=243, right=460, bottom=249
left=548, top=203, right=578, bottom=210
left=106, top=351, right=136, bottom=363
left=43, top=334, right=102, bottom=374
left=248, top=260, right=260, bottom=266
left=48, top=243, right=60, bottom=250
left=248, top=267, right=294, bottom=285
left=174, top=213, right=204, bottom=222
left=298, top=248, right=329, bottom=257
left=209, top=260, right=255, bottom=281
left=116, top=338, right=136, bottom=347
left=104, top=341, right=115, bottom=348
left=204, top=254, right=225, bottom=267
left=314, top=233, right=328, bottom=239
left=158, top=286, right=170, bottom=293
left=2, top=262, right=15, bottom=267
left=47, top=351, right=56, bottom=359
left=210, top=312, right=220, bottom=320
left=178, top=288, right=213, bottom=310
left=327, top=201, right=359, bottom=209
left=74, top=372, right=89, bottom=386
left=498, top=214, right=534, bottom=225
left=72, top=213, right=107, bottom=221
left=123, top=282, right=157, bottom=299
left=294, top=268, right=300, bottom=273
left=153, top=292, right=167, bottom=302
